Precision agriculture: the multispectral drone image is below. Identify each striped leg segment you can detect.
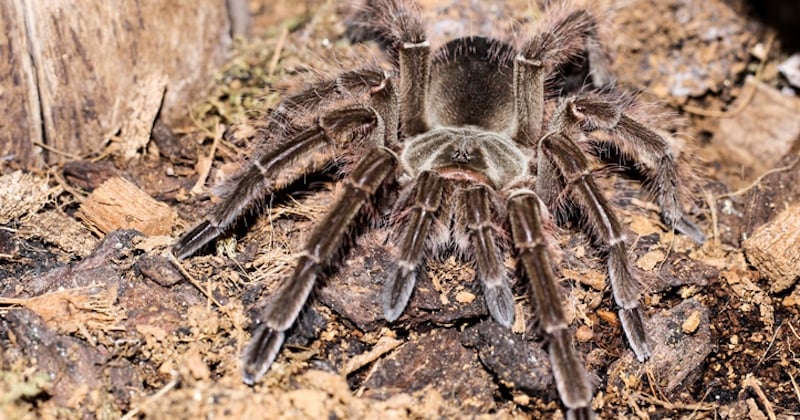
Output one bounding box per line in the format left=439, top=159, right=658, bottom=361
left=243, top=147, right=397, bottom=384
left=509, top=191, right=595, bottom=420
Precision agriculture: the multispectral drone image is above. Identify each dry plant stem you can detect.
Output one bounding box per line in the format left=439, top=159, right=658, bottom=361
left=743, top=374, right=778, bottom=420
left=267, top=26, right=289, bottom=77
left=790, top=370, right=800, bottom=408
left=342, top=336, right=403, bottom=376
left=633, top=391, right=715, bottom=412
left=704, top=189, right=721, bottom=247
left=168, top=253, right=223, bottom=308
left=31, top=140, right=82, bottom=160
left=119, top=374, right=179, bottom=420
left=683, top=33, right=775, bottom=118
left=191, top=123, right=224, bottom=196
left=755, top=323, right=783, bottom=368
left=718, top=156, right=800, bottom=199
left=52, top=167, right=86, bottom=203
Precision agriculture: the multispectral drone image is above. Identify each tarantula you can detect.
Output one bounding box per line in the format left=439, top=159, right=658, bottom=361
left=173, top=1, right=705, bottom=418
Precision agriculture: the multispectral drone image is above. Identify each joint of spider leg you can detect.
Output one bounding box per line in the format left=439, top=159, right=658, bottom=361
left=368, top=74, right=391, bottom=96
left=402, top=40, right=430, bottom=50
left=514, top=54, right=543, bottom=69
left=251, top=159, right=274, bottom=179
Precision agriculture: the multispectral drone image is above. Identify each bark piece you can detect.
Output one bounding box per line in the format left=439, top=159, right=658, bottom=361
left=607, top=298, right=712, bottom=394
left=362, top=328, right=498, bottom=412
left=76, top=177, right=177, bottom=236
left=1, top=0, right=232, bottom=167
left=713, top=77, right=800, bottom=183
left=743, top=202, right=800, bottom=293
left=0, top=170, right=59, bottom=224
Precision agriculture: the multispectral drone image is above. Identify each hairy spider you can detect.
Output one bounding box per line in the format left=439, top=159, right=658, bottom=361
left=173, top=1, right=705, bottom=418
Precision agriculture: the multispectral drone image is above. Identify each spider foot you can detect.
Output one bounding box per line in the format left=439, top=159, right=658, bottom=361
left=619, top=307, right=651, bottom=362
left=670, top=215, right=706, bottom=244
left=567, top=407, right=597, bottom=420
left=173, top=220, right=223, bottom=260
left=242, top=324, right=285, bottom=385
left=484, top=281, right=515, bottom=328
left=382, top=267, right=417, bottom=322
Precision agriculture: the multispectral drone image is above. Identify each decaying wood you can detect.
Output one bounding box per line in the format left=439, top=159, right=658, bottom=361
left=712, top=77, right=800, bottom=185
left=76, top=177, right=177, bottom=237
left=743, top=202, right=800, bottom=293
left=0, top=1, right=42, bottom=168
left=0, top=0, right=233, bottom=168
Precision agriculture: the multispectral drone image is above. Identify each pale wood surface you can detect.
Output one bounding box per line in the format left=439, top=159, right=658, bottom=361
left=77, top=176, right=177, bottom=237
left=0, top=0, right=233, bottom=167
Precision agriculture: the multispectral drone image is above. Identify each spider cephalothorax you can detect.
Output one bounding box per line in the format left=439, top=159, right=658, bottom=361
left=173, top=1, right=704, bottom=418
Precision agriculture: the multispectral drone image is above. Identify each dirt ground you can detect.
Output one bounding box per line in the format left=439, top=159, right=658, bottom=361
left=2, top=0, right=800, bottom=419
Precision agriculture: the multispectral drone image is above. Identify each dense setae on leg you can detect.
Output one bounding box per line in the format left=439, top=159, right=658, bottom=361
left=171, top=1, right=710, bottom=417
left=508, top=191, right=594, bottom=420
left=243, top=146, right=397, bottom=383
left=382, top=170, right=445, bottom=322
left=562, top=96, right=706, bottom=243
left=458, top=186, right=516, bottom=328
left=539, top=130, right=651, bottom=361
left=173, top=71, right=399, bottom=260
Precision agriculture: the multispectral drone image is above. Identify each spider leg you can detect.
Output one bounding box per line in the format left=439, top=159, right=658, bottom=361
left=514, top=6, right=610, bottom=145
left=345, top=0, right=430, bottom=137
left=539, top=131, right=651, bottom=361
left=243, top=146, right=397, bottom=384
left=173, top=74, right=398, bottom=259
left=508, top=191, right=594, bottom=420
left=269, top=69, right=400, bottom=145
left=382, top=170, right=445, bottom=322
left=557, top=96, right=706, bottom=243
left=458, top=185, right=515, bottom=328
left=398, top=39, right=431, bottom=137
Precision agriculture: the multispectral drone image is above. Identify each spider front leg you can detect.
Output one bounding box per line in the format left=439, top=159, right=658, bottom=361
left=509, top=191, right=594, bottom=420
left=173, top=71, right=398, bottom=259
left=243, top=146, right=397, bottom=384
left=457, top=186, right=516, bottom=328
left=346, top=0, right=430, bottom=137
left=559, top=96, right=706, bottom=243
left=382, top=170, right=445, bottom=322
left=539, top=131, right=650, bottom=361
left=514, top=6, right=611, bottom=146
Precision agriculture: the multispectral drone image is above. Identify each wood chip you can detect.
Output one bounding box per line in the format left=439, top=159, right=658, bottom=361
left=575, top=325, right=594, bottom=343
left=682, top=310, right=701, bottom=334
left=597, top=310, right=619, bottom=326
left=636, top=250, right=666, bottom=271
left=743, top=202, right=800, bottom=293
left=0, top=170, right=60, bottom=224
left=76, top=177, right=177, bottom=236
left=455, top=291, right=476, bottom=303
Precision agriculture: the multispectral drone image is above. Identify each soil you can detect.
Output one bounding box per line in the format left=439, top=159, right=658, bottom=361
left=2, top=0, right=800, bottom=419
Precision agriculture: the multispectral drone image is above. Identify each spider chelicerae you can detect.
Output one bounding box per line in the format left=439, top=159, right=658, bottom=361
left=173, top=0, right=705, bottom=418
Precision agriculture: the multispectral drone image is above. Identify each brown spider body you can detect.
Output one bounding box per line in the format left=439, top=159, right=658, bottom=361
left=173, top=1, right=705, bottom=418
